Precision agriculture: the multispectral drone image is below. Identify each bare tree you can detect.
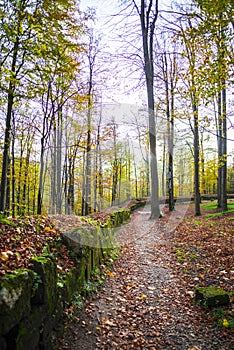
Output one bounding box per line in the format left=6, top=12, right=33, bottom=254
left=132, top=0, right=161, bottom=219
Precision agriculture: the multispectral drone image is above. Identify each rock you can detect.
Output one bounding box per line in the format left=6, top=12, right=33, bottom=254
left=0, top=269, right=34, bottom=335
left=30, top=256, right=58, bottom=313
left=6, top=305, right=45, bottom=350
left=195, top=286, right=230, bottom=307
left=0, top=335, right=7, bottom=350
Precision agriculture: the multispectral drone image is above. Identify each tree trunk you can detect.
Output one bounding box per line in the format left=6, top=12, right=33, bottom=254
left=97, top=125, right=103, bottom=210
left=5, top=159, right=11, bottom=215
left=217, top=91, right=222, bottom=208
left=37, top=139, right=45, bottom=215
left=0, top=35, right=19, bottom=213
left=85, top=102, right=92, bottom=215
left=94, top=115, right=102, bottom=212
left=56, top=108, right=62, bottom=214
left=0, top=87, right=14, bottom=213
left=51, top=124, right=57, bottom=214
left=193, top=102, right=201, bottom=216
left=162, top=136, right=166, bottom=197
left=81, top=149, right=86, bottom=216
left=111, top=124, right=118, bottom=205
left=163, top=51, right=175, bottom=211
left=220, top=85, right=227, bottom=211
left=138, top=0, right=160, bottom=219
left=22, top=140, right=31, bottom=216
left=11, top=116, right=16, bottom=217
left=168, top=63, right=175, bottom=211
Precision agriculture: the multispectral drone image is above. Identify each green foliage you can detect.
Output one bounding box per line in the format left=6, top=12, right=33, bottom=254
left=71, top=292, right=84, bottom=310
left=81, top=281, right=98, bottom=296
left=189, top=252, right=198, bottom=260
left=32, top=271, right=42, bottom=296
left=175, top=248, right=185, bottom=262
left=64, top=292, right=84, bottom=321
left=0, top=0, right=88, bottom=215
left=206, top=209, right=234, bottom=218
left=0, top=214, right=17, bottom=227
left=210, top=307, right=234, bottom=329
left=201, top=202, right=218, bottom=210
left=202, top=201, right=234, bottom=217
left=193, top=220, right=202, bottom=225
left=202, top=202, right=234, bottom=211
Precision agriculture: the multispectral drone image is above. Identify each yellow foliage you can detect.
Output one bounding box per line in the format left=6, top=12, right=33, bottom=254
left=126, top=282, right=136, bottom=290
left=0, top=250, right=14, bottom=261
left=107, top=271, right=115, bottom=277
left=44, top=226, right=56, bottom=233
left=223, top=318, right=229, bottom=328
left=140, top=294, right=147, bottom=300
left=0, top=251, right=9, bottom=261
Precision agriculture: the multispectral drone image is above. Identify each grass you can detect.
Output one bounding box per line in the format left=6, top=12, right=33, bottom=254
left=209, top=307, right=234, bottom=329
left=206, top=208, right=234, bottom=218
left=202, top=201, right=234, bottom=210
left=201, top=201, right=234, bottom=217
left=0, top=214, right=17, bottom=227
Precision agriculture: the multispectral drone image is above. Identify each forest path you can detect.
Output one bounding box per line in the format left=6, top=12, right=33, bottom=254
left=55, top=205, right=233, bottom=350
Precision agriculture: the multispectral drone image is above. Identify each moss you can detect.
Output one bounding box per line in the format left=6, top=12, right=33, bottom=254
left=0, top=269, right=34, bottom=335
left=0, top=206, right=135, bottom=348
left=60, top=268, right=79, bottom=302
left=198, top=286, right=226, bottom=297
left=195, top=286, right=230, bottom=307
left=30, top=256, right=57, bottom=314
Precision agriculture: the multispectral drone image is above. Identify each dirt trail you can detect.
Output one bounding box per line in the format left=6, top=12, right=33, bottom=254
left=55, top=205, right=233, bottom=350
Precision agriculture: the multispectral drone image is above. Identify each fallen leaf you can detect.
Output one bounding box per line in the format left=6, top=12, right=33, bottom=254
left=147, top=286, right=156, bottom=290
left=140, top=294, right=147, bottom=300
left=0, top=251, right=9, bottom=261
left=107, top=271, right=115, bottom=277
left=126, top=282, right=136, bottom=290
left=223, top=318, right=229, bottom=328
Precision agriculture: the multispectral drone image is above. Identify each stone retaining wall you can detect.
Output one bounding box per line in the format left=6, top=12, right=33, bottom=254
left=0, top=202, right=146, bottom=350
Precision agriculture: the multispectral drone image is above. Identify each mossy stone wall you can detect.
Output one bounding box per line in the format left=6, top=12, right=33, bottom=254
left=0, top=206, right=136, bottom=349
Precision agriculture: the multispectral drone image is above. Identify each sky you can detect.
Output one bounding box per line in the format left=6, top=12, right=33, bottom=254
left=79, top=0, right=177, bottom=105
left=79, top=0, right=147, bottom=105
left=79, top=1, right=234, bottom=155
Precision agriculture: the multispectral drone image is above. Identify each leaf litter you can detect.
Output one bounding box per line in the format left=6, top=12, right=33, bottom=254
left=55, top=203, right=234, bottom=349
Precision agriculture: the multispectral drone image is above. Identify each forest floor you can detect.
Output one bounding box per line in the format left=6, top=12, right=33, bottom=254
left=54, top=202, right=234, bottom=350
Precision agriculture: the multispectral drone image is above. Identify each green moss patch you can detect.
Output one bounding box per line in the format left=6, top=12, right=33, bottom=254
left=0, top=269, right=34, bottom=334
left=195, top=286, right=230, bottom=307
left=30, top=256, right=57, bottom=313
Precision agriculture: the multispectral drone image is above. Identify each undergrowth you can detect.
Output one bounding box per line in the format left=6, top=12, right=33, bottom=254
left=63, top=247, right=121, bottom=321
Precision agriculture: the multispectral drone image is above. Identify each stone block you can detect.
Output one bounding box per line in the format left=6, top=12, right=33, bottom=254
left=40, top=298, right=64, bottom=349
left=59, top=267, right=80, bottom=302
left=30, top=256, right=58, bottom=314
left=0, top=335, right=7, bottom=350
left=92, top=247, right=101, bottom=270
left=195, top=286, right=230, bottom=307
left=6, top=305, right=45, bottom=350
left=0, top=269, right=34, bottom=335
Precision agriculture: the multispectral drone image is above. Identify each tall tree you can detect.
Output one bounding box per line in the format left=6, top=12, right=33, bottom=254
left=83, top=32, right=98, bottom=216
left=132, top=0, right=161, bottom=219
left=160, top=50, right=178, bottom=211
left=0, top=0, right=86, bottom=214
left=177, top=18, right=202, bottom=216
left=0, top=0, right=33, bottom=212
left=32, top=1, right=85, bottom=214
left=194, top=0, right=232, bottom=211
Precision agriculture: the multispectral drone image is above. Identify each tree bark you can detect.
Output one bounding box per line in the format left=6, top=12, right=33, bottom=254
left=221, top=85, right=227, bottom=211
left=138, top=0, right=160, bottom=219
left=85, top=98, right=92, bottom=215
left=193, top=102, right=201, bottom=216
left=0, top=38, right=18, bottom=213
